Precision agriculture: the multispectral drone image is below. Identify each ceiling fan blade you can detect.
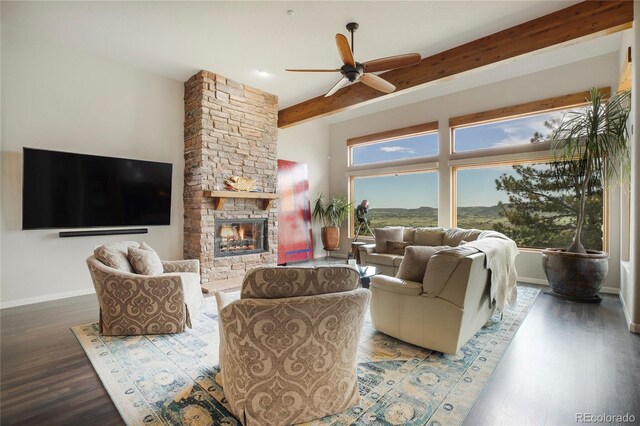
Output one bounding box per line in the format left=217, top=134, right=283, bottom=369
left=325, top=77, right=350, bottom=97
left=285, top=69, right=342, bottom=72
left=335, top=34, right=355, bottom=67
left=362, top=53, right=421, bottom=73
left=360, top=73, right=395, bottom=94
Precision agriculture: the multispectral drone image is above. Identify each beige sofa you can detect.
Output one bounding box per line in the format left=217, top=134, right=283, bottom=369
left=361, top=227, right=516, bottom=354
left=216, top=265, right=370, bottom=426
left=359, top=226, right=482, bottom=276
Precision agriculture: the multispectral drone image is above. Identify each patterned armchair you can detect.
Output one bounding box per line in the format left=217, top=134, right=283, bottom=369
left=87, top=256, right=204, bottom=336
left=216, top=265, right=370, bottom=426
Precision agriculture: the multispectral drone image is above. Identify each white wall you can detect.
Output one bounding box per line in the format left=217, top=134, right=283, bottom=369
left=1, top=34, right=184, bottom=307
left=328, top=52, right=621, bottom=289
left=619, top=1, right=640, bottom=331
left=277, top=120, right=330, bottom=258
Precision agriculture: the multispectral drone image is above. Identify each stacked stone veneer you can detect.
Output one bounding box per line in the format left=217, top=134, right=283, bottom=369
left=183, top=70, right=278, bottom=285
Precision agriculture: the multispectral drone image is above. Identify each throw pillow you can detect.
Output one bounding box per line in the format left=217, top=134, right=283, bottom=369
left=128, top=244, right=164, bottom=275
left=386, top=240, right=413, bottom=255
left=414, top=227, right=445, bottom=246
left=374, top=227, right=404, bottom=253
left=140, top=241, right=155, bottom=251
left=396, top=246, right=448, bottom=282
left=94, top=241, right=139, bottom=272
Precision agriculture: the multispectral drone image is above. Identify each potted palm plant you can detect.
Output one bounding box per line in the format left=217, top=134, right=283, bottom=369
left=312, top=193, right=351, bottom=251
left=542, top=87, right=631, bottom=303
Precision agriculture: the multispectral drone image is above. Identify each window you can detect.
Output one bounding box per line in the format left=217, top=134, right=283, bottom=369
left=453, top=108, right=572, bottom=153
left=351, top=171, right=438, bottom=236
left=351, top=133, right=438, bottom=166
left=348, top=121, right=438, bottom=166
left=455, top=161, right=604, bottom=250
left=449, top=88, right=609, bottom=250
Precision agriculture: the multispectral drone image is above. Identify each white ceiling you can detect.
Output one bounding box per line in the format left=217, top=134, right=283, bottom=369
left=3, top=0, right=591, bottom=111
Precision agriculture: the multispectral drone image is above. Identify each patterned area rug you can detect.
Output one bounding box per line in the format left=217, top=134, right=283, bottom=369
left=72, top=286, right=539, bottom=426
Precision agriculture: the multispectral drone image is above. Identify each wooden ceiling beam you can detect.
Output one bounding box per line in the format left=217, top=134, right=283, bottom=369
left=278, top=0, right=633, bottom=128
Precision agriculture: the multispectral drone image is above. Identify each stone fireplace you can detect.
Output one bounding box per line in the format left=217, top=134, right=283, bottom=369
left=183, top=70, right=278, bottom=288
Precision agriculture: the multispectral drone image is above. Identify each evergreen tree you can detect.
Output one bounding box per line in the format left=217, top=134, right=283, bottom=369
left=493, top=163, right=603, bottom=250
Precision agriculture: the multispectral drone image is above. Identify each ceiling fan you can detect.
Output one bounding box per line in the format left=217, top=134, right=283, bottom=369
left=286, top=22, right=422, bottom=97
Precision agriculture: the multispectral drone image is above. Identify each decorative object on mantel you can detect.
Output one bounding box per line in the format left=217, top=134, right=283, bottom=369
left=542, top=88, right=631, bottom=303
left=72, top=287, right=540, bottom=425
left=203, top=190, right=278, bottom=211
left=312, top=193, right=351, bottom=251
left=224, top=175, right=256, bottom=191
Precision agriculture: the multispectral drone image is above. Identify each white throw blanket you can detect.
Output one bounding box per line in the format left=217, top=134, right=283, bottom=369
left=466, top=231, right=519, bottom=310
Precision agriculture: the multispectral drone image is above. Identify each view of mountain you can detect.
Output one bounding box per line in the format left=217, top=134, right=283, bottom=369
left=359, top=205, right=506, bottom=232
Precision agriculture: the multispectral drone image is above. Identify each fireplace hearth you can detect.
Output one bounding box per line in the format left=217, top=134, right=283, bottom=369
left=214, top=218, right=268, bottom=257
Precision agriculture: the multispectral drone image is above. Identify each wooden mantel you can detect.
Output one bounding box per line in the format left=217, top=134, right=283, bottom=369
left=203, top=190, right=279, bottom=210
left=277, top=0, right=633, bottom=128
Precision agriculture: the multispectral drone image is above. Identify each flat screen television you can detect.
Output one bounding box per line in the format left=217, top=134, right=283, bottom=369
left=22, top=148, right=172, bottom=230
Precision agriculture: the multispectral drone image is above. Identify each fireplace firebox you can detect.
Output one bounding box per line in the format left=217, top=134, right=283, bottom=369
left=214, top=218, right=268, bottom=257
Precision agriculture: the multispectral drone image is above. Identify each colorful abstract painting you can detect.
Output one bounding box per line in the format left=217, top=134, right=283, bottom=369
left=277, top=159, right=314, bottom=264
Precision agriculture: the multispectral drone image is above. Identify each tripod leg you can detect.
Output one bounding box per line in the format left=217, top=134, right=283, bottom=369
left=353, top=222, right=362, bottom=242
left=364, top=222, right=374, bottom=237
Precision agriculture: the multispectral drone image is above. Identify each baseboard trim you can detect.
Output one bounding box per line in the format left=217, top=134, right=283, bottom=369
left=0, top=288, right=96, bottom=309
left=517, top=276, right=619, bottom=295
left=619, top=292, right=640, bottom=333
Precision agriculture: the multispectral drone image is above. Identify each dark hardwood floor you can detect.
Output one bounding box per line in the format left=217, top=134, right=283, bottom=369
left=1, top=287, right=638, bottom=425
left=465, top=290, right=640, bottom=425
left=1, top=295, right=122, bottom=425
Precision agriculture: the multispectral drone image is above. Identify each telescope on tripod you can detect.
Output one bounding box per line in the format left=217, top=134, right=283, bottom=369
left=353, top=200, right=373, bottom=242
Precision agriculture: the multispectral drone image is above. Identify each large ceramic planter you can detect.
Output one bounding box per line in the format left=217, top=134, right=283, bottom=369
left=321, top=226, right=341, bottom=250
left=541, top=248, right=608, bottom=303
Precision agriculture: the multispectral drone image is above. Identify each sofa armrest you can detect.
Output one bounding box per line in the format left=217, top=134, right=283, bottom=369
left=162, top=259, right=200, bottom=274
left=423, top=251, right=489, bottom=308
left=370, top=275, right=423, bottom=296
left=215, top=291, right=239, bottom=372
left=359, top=243, right=376, bottom=255
left=358, top=243, right=376, bottom=266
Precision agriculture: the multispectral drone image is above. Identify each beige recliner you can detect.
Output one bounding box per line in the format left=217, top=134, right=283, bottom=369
left=357, top=227, right=520, bottom=354
left=369, top=246, right=495, bottom=354
left=87, top=241, right=204, bottom=336
left=216, top=265, right=370, bottom=426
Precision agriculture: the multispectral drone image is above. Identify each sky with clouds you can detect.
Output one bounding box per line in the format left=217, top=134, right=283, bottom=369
left=454, top=109, right=568, bottom=152
left=351, top=133, right=438, bottom=165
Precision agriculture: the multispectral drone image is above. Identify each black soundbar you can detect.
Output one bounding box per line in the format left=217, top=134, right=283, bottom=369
left=59, top=228, right=149, bottom=238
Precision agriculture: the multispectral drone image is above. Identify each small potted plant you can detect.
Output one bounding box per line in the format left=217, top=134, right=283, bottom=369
left=312, top=193, right=351, bottom=251
left=542, top=87, right=631, bottom=303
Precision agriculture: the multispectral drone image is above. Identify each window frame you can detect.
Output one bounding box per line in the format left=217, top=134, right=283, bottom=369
left=449, top=87, right=611, bottom=156
left=348, top=168, right=440, bottom=239
left=342, top=87, right=613, bottom=252
left=347, top=121, right=439, bottom=168
left=448, top=87, right=611, bottom=252
left=450, top=157, right=609, bottom=253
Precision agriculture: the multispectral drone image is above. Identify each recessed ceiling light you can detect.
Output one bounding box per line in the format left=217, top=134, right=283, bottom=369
left=286, top=9, right=295, bottom=16
left=257, top=70, right=271, bottom=78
